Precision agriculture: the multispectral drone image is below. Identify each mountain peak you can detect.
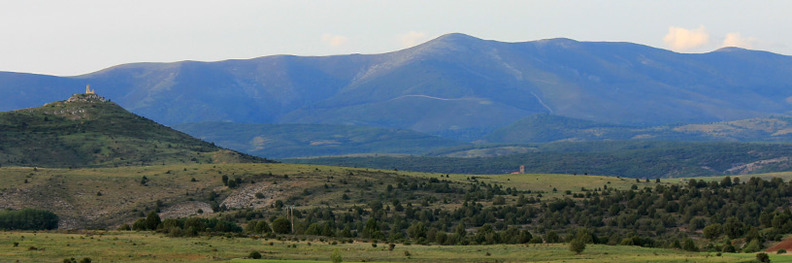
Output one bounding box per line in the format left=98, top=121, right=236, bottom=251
left=433, top=33, right=482, bottom=42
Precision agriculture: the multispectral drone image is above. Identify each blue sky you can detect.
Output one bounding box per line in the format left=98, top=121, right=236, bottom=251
left=1, top=0, right=790, bottom=76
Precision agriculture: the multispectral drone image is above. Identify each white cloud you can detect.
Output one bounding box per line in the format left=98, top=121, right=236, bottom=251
left=399, top=31, right=427, bottom=48
left=321, top=34, right=348, bottom=47
left=663, top=26, right=710, bottom=52
left=722, top=32, right=756, bottom=49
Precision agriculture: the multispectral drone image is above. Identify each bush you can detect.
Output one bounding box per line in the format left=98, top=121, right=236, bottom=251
left=569, top=238, right=586, bottom=254
left=778, top=248, right=787, bottom=254
left=272, top=218, right=291, bottom=234
left=249, top=251, right=262, bottom=259
left=756, top=252, right=770, bottom=262
left=722, top=243, right=736, bottom=253
left=681, top=238, right=698, bottom=252
left=331, top=249, right=343, bottom=263
left=743, top=239, right=761, bottom=253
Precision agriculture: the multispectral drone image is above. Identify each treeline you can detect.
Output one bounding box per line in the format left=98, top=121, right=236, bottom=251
left=0, top=208, right=58, bottom=230
left=121, top=211, right=242, bottom=237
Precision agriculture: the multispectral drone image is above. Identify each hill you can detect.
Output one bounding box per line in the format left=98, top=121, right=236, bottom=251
left=173, top=122, right=461, bottom=159
left=0, top=93, right=269, bottom=168
left=2, top=33, right=792, bottom=142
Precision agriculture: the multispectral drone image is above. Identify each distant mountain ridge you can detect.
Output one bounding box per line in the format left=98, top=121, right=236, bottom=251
left=2, top=33, right=792, bottom=143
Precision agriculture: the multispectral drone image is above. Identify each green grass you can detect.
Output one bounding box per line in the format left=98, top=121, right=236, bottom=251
left=0, top=230, right=784, bottom=263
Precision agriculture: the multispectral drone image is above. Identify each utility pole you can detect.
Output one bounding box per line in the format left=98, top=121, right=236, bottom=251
left=287, top=205, right=295, bottom=234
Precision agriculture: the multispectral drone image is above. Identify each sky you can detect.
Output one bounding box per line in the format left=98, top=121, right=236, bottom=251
left=1, top=0, right=790, bottom=76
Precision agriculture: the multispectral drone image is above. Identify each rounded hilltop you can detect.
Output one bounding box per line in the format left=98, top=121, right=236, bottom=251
left=66, top=84, right=107, bottom=103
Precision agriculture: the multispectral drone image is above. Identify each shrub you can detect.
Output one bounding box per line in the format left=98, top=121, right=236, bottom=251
left=682, top=238, right=698, bottom=252
left=569, top=238, right=586, bottom=254
left=722, top=243, right=736, bottom=253
left=743, top=239, right=761, bottom=253
left=145, top=211, right=161, bottom=230
left=249, top=251, right=262, bottom=259
left=778, top=249, right=787, bottom=254
left=331, top=249, right=343, bottom=263
left=756, top=252, right=770, bottom=262
left=272, top=218, right=291, bottom=234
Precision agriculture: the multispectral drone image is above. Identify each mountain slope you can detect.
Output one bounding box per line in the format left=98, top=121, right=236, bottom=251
left=2, top=33, right=792, bottom=141
left=0, top=93, right=269, bottom=167
left=484, top=114, right=792, bottom=143
left=287, top=141, right=792, bottom=178
left=174, top=122, right=461, bottom=159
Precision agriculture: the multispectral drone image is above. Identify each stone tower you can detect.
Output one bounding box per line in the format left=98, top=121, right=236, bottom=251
left=85, top=85, right=95, bottom=94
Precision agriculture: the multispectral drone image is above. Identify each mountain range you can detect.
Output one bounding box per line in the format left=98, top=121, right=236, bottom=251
left=2, top=33, right=792, bottom=157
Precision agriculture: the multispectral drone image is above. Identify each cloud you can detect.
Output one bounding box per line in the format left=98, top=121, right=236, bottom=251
left=722, top=32, right=756, bottom=49
left=663, top=26, right=710, bottom=52
left=321, top=34, right=348, bottom=47
left=399, top=31, right=427, bottom=48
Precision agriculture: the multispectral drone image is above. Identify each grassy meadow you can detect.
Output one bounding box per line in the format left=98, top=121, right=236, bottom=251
left=0, top=230, right=785, bottom=263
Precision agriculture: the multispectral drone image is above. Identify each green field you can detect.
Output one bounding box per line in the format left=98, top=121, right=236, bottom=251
left=0, top=230, right=785, bottom=263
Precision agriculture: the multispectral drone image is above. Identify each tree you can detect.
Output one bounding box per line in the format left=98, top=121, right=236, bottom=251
left=569, top=238, right=586, bottom=254
left=756, top=252, right=770, bottom=263
left=681, top=238, right=698, bottom=252
left=145, top=211, right=161, bottom=230
left=744, top=239, right=762, bottom=253
left=272, top=217, right=291, bottom=234
left=407, top=222, right=427, bottom=239
left=703, top=223, right=722, bottom=240
left=723, top=217, right=744, bottom=239
left=545, top=231, right=561, bottom=243
left=249, top=251, right=262, bottom=259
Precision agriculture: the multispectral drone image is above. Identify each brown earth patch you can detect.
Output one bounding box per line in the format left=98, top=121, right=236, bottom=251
left=767, top=236, right=792, bottom=252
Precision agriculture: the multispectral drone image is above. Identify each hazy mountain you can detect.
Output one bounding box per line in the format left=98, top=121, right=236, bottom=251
left=483, top=114, right=792, bottom=143
left=174, top=122, right=461, bottom=159
left=2, top=33, right=792, bottom=142
left=0, top=93, right=269, bottom=167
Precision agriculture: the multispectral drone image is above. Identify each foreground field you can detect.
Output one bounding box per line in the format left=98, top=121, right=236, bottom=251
left=0, top=231, right=784, bottom=263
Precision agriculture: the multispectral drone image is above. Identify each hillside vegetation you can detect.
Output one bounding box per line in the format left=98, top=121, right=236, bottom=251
left=5, top=162, right=792, bottom=256
left=287, top=141, right=792, bottom=177
left=0, top=93, right=268, bottom=168
left=484, top=114, right=792, bottom=143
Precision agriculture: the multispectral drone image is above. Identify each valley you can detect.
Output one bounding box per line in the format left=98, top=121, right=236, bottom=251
left=2, top=32, right=792, bottom=263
